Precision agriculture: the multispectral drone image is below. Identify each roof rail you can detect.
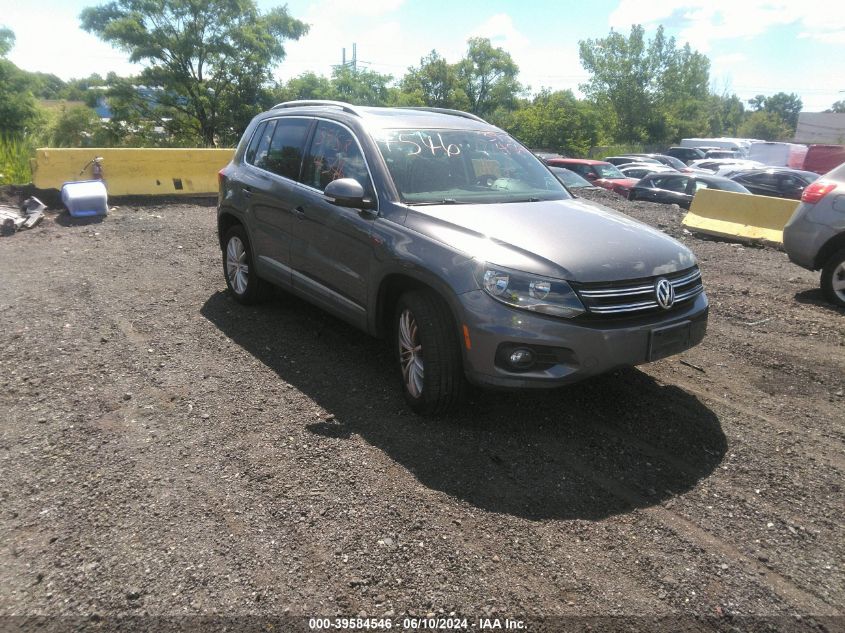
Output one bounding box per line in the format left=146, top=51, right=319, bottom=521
left=402, top=107, right=487, bottom=124
left=271, top=100, right=362, bottom=117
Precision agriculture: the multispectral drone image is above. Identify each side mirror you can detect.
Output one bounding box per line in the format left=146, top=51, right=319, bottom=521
left=584, top=173, right=597, bottom=181
left=324, top=178, right=374, bottom=210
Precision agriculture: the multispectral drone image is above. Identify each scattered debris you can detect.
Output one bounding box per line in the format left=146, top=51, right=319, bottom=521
left=0, top=197, right=46, bottom=236
left=680, top=359, right=706, bottom=373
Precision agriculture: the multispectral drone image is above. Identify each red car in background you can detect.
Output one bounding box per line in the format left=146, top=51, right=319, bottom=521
left=545, top=158, right=639, bottom=197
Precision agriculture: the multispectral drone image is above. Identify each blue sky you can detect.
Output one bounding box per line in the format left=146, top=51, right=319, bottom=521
left=3, top=0, right=843, bottom=111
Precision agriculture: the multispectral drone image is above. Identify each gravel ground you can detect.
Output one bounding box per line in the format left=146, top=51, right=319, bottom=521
left=0, top=186, right=843, bottom=632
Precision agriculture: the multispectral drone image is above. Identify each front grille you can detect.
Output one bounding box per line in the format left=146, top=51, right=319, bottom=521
left=575, top=267, right=703, bottom=316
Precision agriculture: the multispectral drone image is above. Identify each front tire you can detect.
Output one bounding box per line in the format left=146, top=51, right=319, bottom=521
left=394, top=290, right=465, bottom=415
left=222, top=225, right=267, bottom=304
left=821, top=248, right=845, bottom=308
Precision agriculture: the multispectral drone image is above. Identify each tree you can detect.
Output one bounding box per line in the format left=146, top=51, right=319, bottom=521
left=738, top=111, right=792, bottom=141
left=274, top=72, right=336, bottom=103
left=81, top=0, right=308, bottom=146
left=763, top=92, right=802, bottom=130
left=0, top=28, right=41, bottom=137
left=579, top=25, right=711, bottom=144
left=827, top=100, right=845, bottom=113
left=402, top=50, right=468, bottom=110
left=48, top=104, right=106, bottom=147
left=455, top=38, right=522, bottom=118
left=330, top=66, right=394, bottom=106
left=748, top=95, right=767, bottom=112
left=506, top=90, right=601, bottom=156
left=0, top=26, right=14, bottom=57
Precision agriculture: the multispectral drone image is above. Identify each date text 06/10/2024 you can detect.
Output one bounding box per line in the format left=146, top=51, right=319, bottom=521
left=307, top=617, right=526, bottom=630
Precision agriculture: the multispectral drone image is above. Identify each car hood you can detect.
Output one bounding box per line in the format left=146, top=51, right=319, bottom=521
left=402, top=198, right=697, bottom=283
left=597, top=177, right=639, bottom=189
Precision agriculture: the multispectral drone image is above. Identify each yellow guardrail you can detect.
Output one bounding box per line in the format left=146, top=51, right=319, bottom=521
left=31, top=148, right=235, bottom=196
left=682, top=188, right=799, bottom=244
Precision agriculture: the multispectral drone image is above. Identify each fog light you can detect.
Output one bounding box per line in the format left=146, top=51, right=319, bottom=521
left=508, top=348, right=535, bottom=368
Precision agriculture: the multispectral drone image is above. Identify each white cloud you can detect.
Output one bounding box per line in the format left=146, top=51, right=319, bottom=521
left=608, top=0, right=844, bottom=49
left=465, top=14, right=588, bottom=95
left=4, top=4, right=140, bottom=80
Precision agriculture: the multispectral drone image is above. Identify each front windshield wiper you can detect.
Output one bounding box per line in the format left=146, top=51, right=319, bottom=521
left=405, top=198, right=469, bottom=206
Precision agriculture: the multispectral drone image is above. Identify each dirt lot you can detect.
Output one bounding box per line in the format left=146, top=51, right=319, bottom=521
left=0, top=187, right=843, bottom=631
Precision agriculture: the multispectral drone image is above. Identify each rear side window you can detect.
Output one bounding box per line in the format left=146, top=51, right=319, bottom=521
left=303, top=121, right=373, bottom=196
left=245, top=121, right=267, bottom=165
left=661, top=176, right=688, bottom=192
left=250, top=120, right=277, bottom=170
left=263, top=118, right=311, bottom=180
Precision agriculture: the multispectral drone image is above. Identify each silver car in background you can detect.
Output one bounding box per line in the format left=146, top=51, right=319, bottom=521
left=783, top=161, right=845, bottom=307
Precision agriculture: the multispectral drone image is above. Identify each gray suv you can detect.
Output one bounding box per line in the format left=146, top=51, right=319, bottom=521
left=217, top=101, right=708, bottom=414
left=783, top=160, right=845, bottom=307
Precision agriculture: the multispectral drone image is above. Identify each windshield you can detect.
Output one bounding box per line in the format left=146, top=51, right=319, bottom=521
left=710, top=180, right=750, bottom=193
left=374, top=129, right=571, bottom=204
left=594, top=163, right=625, bottom=179
left=549, top=166, right=593, bottom=188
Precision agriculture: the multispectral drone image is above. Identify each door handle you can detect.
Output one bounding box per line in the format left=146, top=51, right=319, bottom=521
left=294, top=205, right=306, bottom=219
left=243, top=186, right=253, bottom=198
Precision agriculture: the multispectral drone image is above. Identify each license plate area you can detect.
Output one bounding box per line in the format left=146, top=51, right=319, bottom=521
left=648, top=320, right=692, bottom=361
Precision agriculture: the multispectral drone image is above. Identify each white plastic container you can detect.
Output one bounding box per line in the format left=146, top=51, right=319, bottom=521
left=61, top=180, right=108, bottom=218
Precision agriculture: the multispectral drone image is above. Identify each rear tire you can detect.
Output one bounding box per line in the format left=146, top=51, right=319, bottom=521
left=222, top=225, right=268, bottom=304
left=394, top=290, right=466, bottom=415
left=820, top=248, right=845, bottom=308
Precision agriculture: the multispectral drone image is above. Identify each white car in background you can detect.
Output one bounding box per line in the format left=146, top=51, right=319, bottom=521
left=688, top=158, right=766, bottom=177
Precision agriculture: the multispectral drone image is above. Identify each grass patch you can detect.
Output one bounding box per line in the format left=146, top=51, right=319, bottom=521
left=0, top=135, right=36, bottom=186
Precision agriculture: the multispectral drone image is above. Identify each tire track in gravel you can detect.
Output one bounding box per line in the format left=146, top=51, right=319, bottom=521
left=648, top=369, right=845, bottom=473
left=494, top=437, right=837, bottom=615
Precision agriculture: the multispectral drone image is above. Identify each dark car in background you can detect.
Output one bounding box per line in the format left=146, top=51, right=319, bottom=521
left=545, top=158, right=639, bottom=197
left=665, top=147, right=706, bottom=164
left=729, top=168, right=820, bottom=200
left=628, top=173, right=750, bottom=208
left=547, top=166, right=601, bottom=192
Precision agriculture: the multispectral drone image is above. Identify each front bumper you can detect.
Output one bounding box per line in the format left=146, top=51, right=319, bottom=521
left=457, top=290, right=709, bottom=389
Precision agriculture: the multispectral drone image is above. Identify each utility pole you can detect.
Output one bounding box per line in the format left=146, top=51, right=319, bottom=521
left=335, top=44, right=357, bottom=72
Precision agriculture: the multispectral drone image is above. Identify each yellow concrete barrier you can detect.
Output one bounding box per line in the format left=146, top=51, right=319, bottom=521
left=682, top=188, right=799, bottom=244
left=31, top=148, right=235, bottom=196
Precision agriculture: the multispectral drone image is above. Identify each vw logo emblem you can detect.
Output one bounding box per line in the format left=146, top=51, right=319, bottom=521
left=655, top=278, right=675, bottom=309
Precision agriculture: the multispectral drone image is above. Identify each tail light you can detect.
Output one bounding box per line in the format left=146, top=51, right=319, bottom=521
left=218, top=168, right=226, bottom=187
left=801, top=180, right=836, bottom=204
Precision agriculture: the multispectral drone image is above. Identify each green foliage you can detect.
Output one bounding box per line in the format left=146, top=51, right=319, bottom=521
left=762, top=92, right=802, bottom=130
left=402, top=50, right=468, bottom=110
left=47, top=104, right=107, bottom=147
left=828, top=100, right=845, bottom=114
left=0, top=26, right=15, bottom=57
left=274, top=72, right=336, bottom=102
left=745, top=92, right=802, bottom=136
left=331, top=66, right=394, bottom=106
left=579, top=25, right=711, bottom=143
left=80, top=0, right=308, bottom=146
left=0, top=134, right=36, bottom=185
left=738, top=111, right=793, bottom=141
left=455, top=38, right=522, bottom=118
left=707, top=93, right=745, bottom=136
left=0, top=59, right=42, bottom=136
left=505, top=89, right=601, bottom=156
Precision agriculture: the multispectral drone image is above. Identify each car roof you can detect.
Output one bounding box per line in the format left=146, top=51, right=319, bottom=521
left=732, top=168, right=818, bottom=178
left=263, top=101, right=499, bottom=132
left=548, top=158, right=609, bottom=165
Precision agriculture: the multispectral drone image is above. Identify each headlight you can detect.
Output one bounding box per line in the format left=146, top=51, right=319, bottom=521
left=476, top=264, right=585, bottom=318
